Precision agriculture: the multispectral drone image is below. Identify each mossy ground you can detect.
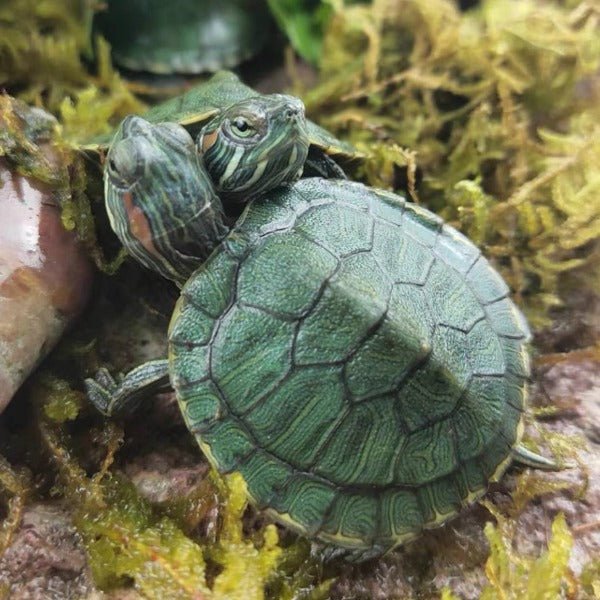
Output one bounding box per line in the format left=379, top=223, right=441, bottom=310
left=1, top=0, right=600, bottom=598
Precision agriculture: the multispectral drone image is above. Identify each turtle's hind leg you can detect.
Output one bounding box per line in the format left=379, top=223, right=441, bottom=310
left=512, top=445, right=563, bottom=470
left=85, top=359, right=170, bottom=417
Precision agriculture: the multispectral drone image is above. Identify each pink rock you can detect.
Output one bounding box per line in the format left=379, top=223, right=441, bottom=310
left=0, top=155, right=93, bottom=412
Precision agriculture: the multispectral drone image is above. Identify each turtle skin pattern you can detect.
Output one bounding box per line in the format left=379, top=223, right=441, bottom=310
left=168, top=178, right=531, bottom=553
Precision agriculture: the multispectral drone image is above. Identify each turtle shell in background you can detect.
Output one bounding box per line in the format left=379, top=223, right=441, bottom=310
left=96, top=0, right=272, bottom=74
left=168, top=177, right=531, bottom=556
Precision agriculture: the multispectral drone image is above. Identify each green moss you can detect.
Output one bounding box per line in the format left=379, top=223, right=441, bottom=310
left=40, top=375, right=83, bottom=423
left=0, top=0, right=92, bottom=107
left=58, top=37, right=146, bottom=143
left=479, top=513, right=574, bottom=600
left=266, top=539, right=333, bottom=600
left=74, top=471, right=284, bottom=598
left=580, top=560, right=600, bottom=599
left=208, top=473, right=283, bottom=599
left=76, top=474, right=212, bottom=596
left=0, top=0, right=143, bottom=136
left=0, top=457, right=30, bottom=557
left=59, top=151, right=129, bottom=274
left=33, top=382, right=293, bottom=599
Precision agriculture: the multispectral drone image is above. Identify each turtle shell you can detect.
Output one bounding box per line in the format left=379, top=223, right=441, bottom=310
left=168, top=178, right=530, bottom=553
left=96, top=0, right=271, bottom=74
left=85, top=72, right=360, bottom=170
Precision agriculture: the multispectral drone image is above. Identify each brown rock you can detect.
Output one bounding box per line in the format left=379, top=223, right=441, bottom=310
left=0, top=139, right=93, bottom=412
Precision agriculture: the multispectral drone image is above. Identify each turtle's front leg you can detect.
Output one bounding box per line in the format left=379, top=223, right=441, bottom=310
left=85, top=359, right=170, bottom=417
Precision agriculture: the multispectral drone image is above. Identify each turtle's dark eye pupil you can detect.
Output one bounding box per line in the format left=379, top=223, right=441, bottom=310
left=234, top=118, right=249, bottom=132
left=109, top=158, right=117, bottom=172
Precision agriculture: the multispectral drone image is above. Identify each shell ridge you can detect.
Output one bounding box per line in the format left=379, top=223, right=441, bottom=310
left=394, top=251, right=435, bottom=286
left=235, top=299, right=299, bottom=323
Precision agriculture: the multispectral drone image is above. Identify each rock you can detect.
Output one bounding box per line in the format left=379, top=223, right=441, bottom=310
left=0, top=502, right=94, bottom=599
left=0, top=100, right=93, bottom=413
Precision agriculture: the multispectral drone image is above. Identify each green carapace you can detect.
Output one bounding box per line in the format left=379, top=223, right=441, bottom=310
left=87, top=107, right=555, bottom=561
left=96, top=0, right=271, bottom=74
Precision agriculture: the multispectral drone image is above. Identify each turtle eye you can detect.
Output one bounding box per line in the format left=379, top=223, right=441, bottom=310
left=107, top=156, right=126, bottom=180
left=106, top=140, right=143, bottom=186
left=231, top=116, right=255, bottom=138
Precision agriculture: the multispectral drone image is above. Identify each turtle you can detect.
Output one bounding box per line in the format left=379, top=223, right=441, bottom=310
left=85, top=70, right=360, bottom=180
left=95, top=0, right=272, bottom=74
left=102, top=93, right=309, bottom=285
left=86, top=110, right=557, bottom=562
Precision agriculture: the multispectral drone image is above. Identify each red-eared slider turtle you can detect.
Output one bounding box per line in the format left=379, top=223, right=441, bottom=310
left=102, top=93, right=308, bottom=284
left=85, top=71, right=359, bottom=179
left=87, top=116, right=556, bottom=561
left=96, top=0, right=272, bottom=74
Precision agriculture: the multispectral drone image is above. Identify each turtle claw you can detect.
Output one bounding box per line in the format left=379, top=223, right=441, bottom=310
left=93, top=368, right=118, bottom=393
left=317, top=543, right=386, bottom=563
left=84, top=360, right=171, bottom=418
left=85, top=372, right=117, bottom=417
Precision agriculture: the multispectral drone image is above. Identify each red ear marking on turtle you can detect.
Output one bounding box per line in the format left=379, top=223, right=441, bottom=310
left=122, top=191, right=160, bottom=257
left=202, top=130, right=219, bottom=153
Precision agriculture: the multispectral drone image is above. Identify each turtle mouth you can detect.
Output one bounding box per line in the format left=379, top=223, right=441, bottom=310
left=289, top=115, right=309, bottom=136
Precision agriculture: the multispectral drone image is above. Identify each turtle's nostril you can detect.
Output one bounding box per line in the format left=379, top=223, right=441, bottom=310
left=284, top=102, right=304, bottom=120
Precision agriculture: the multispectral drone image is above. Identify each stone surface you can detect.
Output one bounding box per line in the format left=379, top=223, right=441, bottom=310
left=0, top=149, right=93, bottom=413
left=0, top=502, right=94, bottom=600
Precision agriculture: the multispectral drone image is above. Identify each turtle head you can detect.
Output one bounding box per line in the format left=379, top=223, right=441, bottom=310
left=105, top=116, right=227, bottom=285
left=197, top=94, right=310, bottom=201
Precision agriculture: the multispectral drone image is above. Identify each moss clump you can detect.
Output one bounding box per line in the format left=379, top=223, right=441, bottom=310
left=76, top=473, right=212, bottom=597
left=580, top=560, right=600, bottom=600
left=0, top=0, right=93, bottom=107
left=0, top=457, right=30, bottom=557
left=207, top=473, right=282, bottom=600
left=481, top=513, right=575, bottom=600
left=32, top=378, right=287, bottom=599
left=442, top=513, right=576, bottom=600
left=0, top=0, right=143, bottom=138
left=74, top=471, right=282, bottom=599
